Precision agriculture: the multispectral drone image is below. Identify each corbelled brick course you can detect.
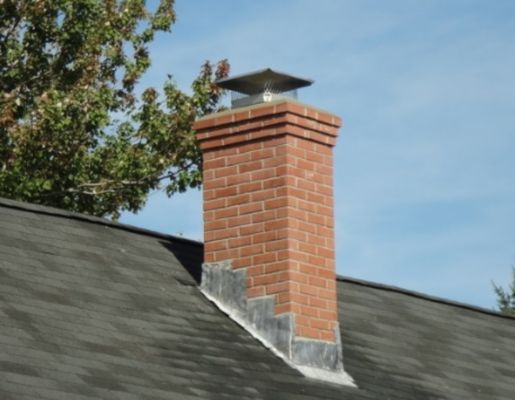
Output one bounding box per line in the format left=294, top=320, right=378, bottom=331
left=195, top=100, right=341, bottom=343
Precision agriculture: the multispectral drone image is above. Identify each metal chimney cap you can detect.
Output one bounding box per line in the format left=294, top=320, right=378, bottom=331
left=216, top=68, right=313, bottom=95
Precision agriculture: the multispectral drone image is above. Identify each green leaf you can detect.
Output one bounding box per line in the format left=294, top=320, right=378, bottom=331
left=0, top=0, right=229, bottom=217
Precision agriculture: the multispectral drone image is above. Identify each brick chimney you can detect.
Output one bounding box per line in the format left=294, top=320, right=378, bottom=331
left=194, top=70, right=350, bottom=383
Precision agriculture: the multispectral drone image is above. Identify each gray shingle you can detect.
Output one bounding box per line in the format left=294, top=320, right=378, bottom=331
left=0, top=198, right=514, bottom=399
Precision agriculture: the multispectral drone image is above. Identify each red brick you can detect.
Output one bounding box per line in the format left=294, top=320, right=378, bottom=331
left=227, top=215, right=251, bottom=228
left=233, top=257, right=252, bottom=268
left=299, top=263, right=317, bottom=276
left=253, top=273, right=281, bottom=286
left=228, top=236, right=251, bottom=248
left=203, top=169, right=215, bottom=181
left=226, top=153, right=251, bottom=166
left=203, top=177, right=226, bottom=190
left=240, top=244, right=264, bottom=257
left=298, top=242, right=317, bottom=256
left=247, top=265, right=265, bottom=276
left=214, top=207, right=238, bottom=219
left=251, top=189, right=276, bottom=202
left=308, top=275, right=327, bottom=288
left=296, top=326, right=320, bottom=340
left=295, top=314, right=311, bottom=327
left=309, top=296, right=328, bottom=309
left=226, top=173, right=251, bottom=186
left=265, top=239, right=290, bottom=252
left=248, top=286, right=266, bottom=298
left=290, top=251, right=309, bottom=263
left=205, top=240, right=227, bottom=252
left=317, top=247, right=334, bottom=259
left=199, top=137, right=224, bottom=150
left=319, top=330, right=336, bottom=342
left=240, top=223, right=264, bottom=235
left=319, top=310, right=338, bottom=321
left=215, top=186, right=237, bottom=198
left=276, top=291, right=305, bottom=305
left=308, top=254, right=326, bottom=267
left=215, top=166, right=238, bottom=178
left=212, top=248, right=239, bottom=261
left=318, top=288, right=336, bottom=300
left=249, top=104, right=275, bottom=118
left=276, top=249, right=290, bottom=261
left=306, top=213, right=325, bottom=226
left=238, top=160, right=263, bottom=174
left=237, top=141, right=263, bottom=153
left=204, top=158, right=226, bottom=169
left=310, top=319, right=331, bottom=331
left=252, top=211, right=276, bottom=223
left=264, top=197, right=288, bottom=210
left=275, top=303, right=295, bottom=315
left=226, top=194, right=249, bottom=207
left=239, top=202, right=263, bottom=215
left=204, top=220, right=226, bottom=232
left=239, top=181, right=263, bottom=194
left=299, top=283, right=318, bottom=296
left=253, top=231, right=277, bottom=244
left=263, top=177, right=286, bottom=189
left=198, top=101, right=340, bottom=342
left=264, top=261, right=290, bottom=273
left=300, top=305, right=319, bottom=318
left=250, top=148, right=275, bottom=161
left=297, top=179, right=316, bottom=192
left=251, top=168, right=276, bottom=181
left=214, top=228, right=238, bottom=240
left=266, top=282, right=290, bottom=295
left=253, top=252, right=277, bottom=265
left=264, top=219, right=288, bottom=231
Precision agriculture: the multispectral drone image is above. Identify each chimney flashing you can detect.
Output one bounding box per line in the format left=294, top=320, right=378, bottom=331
left=200, top=261, right=355, bottom=386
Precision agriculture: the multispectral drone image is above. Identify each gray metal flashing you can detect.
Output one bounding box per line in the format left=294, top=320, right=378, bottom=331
left=200, top=261, right=355, bottom=385
left=292, top=329, right=344, bottom=371
left=200, top=260, right=247, bottom=317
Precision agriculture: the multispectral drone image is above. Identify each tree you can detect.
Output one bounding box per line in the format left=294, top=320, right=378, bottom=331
left=493, top=267, right=515, bottom=316
left=0, top=0, right=229, bottom=218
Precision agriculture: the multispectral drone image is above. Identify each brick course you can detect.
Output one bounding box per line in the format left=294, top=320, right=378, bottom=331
left=195, top=100, right=341, bottom=343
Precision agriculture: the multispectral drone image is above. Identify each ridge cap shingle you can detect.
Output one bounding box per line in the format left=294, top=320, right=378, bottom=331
left=337, top=275, right=515, bottom=321
left=0, top=196, right=202, bottom=247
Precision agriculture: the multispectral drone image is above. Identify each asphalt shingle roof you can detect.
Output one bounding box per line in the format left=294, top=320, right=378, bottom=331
left=0, top=197, right=514, bottom=399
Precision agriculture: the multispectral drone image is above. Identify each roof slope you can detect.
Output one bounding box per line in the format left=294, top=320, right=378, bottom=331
left=0, top=198, right=514, bottom=399
left=339, top=278, right=515, bottom=399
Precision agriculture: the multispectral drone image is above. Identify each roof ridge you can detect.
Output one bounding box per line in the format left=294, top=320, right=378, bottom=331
left=337, top=275, right=515, bottom=321
left=0, top=196, right=202, bottom=247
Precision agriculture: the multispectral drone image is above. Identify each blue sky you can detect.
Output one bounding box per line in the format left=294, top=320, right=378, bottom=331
left=121, top=0, right=515, bottom=309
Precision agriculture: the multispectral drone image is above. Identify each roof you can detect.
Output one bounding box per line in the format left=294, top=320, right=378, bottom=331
left=0, top=197, right=514, bottom=400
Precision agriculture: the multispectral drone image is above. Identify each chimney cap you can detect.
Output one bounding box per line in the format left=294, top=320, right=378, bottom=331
left=216, top=68, right=313, bottom=95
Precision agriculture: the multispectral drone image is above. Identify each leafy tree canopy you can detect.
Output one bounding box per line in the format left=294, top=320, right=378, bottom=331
left=493, top=267, right=515, bottom=316
left=0, top=0, right=229, bottom=218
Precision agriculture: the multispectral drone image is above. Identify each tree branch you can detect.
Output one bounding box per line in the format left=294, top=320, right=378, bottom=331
left=40, top=161, right=196, bottom=198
